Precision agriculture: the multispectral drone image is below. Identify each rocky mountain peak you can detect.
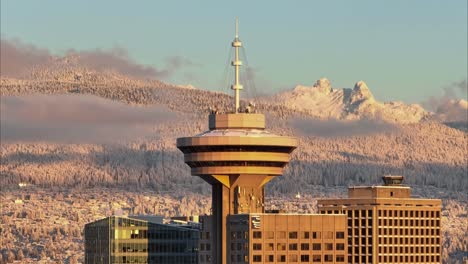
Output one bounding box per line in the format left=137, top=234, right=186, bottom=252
left=313, top=78, right=332, bottom=94
left=350, top=80, right=374, bottom=104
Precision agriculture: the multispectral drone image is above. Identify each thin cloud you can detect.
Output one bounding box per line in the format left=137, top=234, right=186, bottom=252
left=0, top=94, right=177, bottom=143
left=0, top=38, right=198, bottom=80
left=0, top=38, right=50, bottom=77
left=423, top=79, right=467, bottom=111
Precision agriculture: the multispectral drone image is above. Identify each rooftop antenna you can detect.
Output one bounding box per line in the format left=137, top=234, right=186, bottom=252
left=231, top=17, right=243, bottom=113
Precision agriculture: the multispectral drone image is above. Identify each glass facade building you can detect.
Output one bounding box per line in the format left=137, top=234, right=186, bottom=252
left=85, top=216, right=199, bottom=264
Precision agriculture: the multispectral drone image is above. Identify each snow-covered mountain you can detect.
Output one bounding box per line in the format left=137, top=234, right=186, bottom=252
left=270, top=78, right=428, bottom=124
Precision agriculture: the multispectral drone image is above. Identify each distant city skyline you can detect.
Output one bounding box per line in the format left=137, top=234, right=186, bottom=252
left=1, top=0, right=467, bottom=103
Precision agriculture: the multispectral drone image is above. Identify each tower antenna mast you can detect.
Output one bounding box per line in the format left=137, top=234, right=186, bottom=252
left=231, top=17, right=243, bottom=113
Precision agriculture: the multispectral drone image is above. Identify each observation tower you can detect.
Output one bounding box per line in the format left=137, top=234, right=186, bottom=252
left=176, top=19, right=297, bottom=264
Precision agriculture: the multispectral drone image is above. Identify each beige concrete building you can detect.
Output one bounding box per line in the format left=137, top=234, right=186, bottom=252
left=318, top=176, right=442, bottom=264
left=228, top=214, right=347, bottom=263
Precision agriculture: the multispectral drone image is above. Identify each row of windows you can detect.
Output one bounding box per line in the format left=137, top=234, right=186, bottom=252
left=348, top=219, right=373, bottom=227
left=348, top=237, right=373, bottom=245
left=347, top=210, right=373, bottom=218
left=378, top=254, right=440, bottom=263
left=178, top=145, right=294, bottom=154
left=378, top=210, right=440, bottom=218
left=231, top=254, right=345, bottom=263
left=378, top=246, right=440, bottom=254
left=114, top=229, right=198, bottom=240
left=186, top=161, right=287, bottom=168
left=251, top=231, right=345, bottom=240
left=112, top=255, right=197, bottom=263
left=378, top=236, right=440, bottom=245
left=347, top=255, right=373, bottom=263
left=347, top=228, right=373, bottom=236
left=115, top=242, right=199, bottom=253
left=378, top=226, right=440, bottom=235
left=250, top=243, right=345, bottom=251
left=112, top=217, right=147, bottom=227
left=378, top=218, right=440, bottom=227
left=348, top=246, right=373, bottom=255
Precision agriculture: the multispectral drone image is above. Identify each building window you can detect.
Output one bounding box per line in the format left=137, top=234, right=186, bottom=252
left=300, top=255, right=310, bottom=262
left=336, top=243, right=345, bottom=250
left=301, top=231, right=309, bottom=239
left=324, top=255, right=333, bottom=262
left=253, top=243, right=262, bottom=250
left=300, top=243, right=309, bottom=250
left=266, top=255, right=274, bottom=262
left=289, top=255, right=298, bottom=262
left=277, top=255, right=286, bottom=262
left=253, top=231, right=262, bottom=239
left=277, top=231, right=286, bottom=239
left=253, top=255, right=262, bottom=262
left=266, top=231, right=274, bottom=239
left=289, top=232, right=298, bottom=239
left=336, top=255, right=345, bottom=262
left=289, top=243, right=298, bottom=250
left=277, top=243, right=286, bottom=251
left=312, top=255, right=321, bottom=262
left=312, top=232, right=321, bottom=239
left=312, top=243, right=321, bottom=250
left=266, top=243, right=274, bottom=251
left=336, top=232, right=345, bottom=239
left=325, top=243, right=333, bottom=250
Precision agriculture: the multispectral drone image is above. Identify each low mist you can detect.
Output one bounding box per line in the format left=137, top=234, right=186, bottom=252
left=290, top=118, right=399, bottom=138
left=0, top=94, right=177, bottom=144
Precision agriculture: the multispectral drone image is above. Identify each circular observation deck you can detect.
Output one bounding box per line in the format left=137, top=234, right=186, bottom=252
left=177, top=113, right=297, bottom=176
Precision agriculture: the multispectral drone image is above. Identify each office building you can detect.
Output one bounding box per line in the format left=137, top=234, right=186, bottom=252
left=84, top=216, right=199, bottom=264
left=318, top=176, right=442, bottom=264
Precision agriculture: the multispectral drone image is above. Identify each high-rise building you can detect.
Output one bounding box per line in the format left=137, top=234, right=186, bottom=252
left=317, top=176, right=442, bottom=264
left=226, top=213, right=347, bottom=263
left=84, top=216, right=199, bottom=264
left=176, top=18, right=299, bottom=264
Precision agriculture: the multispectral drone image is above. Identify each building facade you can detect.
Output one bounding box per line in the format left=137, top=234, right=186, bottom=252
left=228, top=214, right=348, bottom=264
left=318, top=176, right=442, bottom=264
left=84, top=216, right=199, bottom=264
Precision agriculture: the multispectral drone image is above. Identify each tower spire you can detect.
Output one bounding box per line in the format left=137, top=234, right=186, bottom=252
left=231, top=17, right=243, bottom=113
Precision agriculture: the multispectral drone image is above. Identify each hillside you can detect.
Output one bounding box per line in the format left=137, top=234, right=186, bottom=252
left=1, top=64, right=467, bottom=192
left=1, top=62, right=467, bottom=263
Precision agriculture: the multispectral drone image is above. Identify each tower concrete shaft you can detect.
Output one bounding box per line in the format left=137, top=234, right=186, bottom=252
left=177, top=19, right=297, bottom=264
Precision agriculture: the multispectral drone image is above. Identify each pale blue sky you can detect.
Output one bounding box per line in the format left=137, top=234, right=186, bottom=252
left=1, top=0, right=467, bottom=103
